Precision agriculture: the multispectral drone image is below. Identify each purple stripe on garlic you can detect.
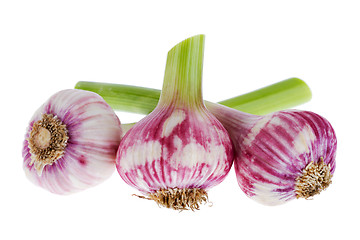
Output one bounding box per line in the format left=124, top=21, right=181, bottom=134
left=23, top=89, right=122, bottom=194
left=207, top=103, right=336, bottom=206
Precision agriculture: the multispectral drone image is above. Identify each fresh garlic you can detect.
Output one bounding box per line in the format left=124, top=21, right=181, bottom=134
left=23, top=89, right=122, bottom=194
left=206, top=103, right=337, bottom=205
left=116, top=35, right=234, bottom=210
left=74, top=37, right=335, bottom=206
left=77, top=78, right=336, bottom=205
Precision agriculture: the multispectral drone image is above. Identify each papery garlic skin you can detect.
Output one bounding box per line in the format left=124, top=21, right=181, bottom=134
left=117, top=106, right=233, bottom=195
left=23, top=89, right=122, bottom=194
left=207, top=103, right=337, bottom=206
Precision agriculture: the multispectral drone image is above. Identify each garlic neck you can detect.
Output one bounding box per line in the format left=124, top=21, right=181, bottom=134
left=158, top=34, right=205, bottom=109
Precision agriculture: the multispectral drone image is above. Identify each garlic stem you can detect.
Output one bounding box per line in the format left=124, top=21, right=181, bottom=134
left=217, top=77, right=311, bottom=115
left=75, top=83, right=161, bottom=115
left=159, top=34, right=204, bottom=108
left=75, top=77, right=311, bottom=116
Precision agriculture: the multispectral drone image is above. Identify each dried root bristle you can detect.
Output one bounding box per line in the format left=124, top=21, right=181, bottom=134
left=295, top=157, right=333, bottom=199
left=27, top=114, right=68, bottom=175
left=134, top=188, right=210, bottom=211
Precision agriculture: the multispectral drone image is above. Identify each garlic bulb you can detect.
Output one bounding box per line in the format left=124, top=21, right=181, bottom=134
left=23, top=89, right=122, bottom=194
left=207, top=103, right=337, bottom=206
left=116, top=35, right=234, bottom=210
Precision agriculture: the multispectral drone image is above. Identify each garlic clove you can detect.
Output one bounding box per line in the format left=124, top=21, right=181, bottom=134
left=23, top=89, right=122, bottom=194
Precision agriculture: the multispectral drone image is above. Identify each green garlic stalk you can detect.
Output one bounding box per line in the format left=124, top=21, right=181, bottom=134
left=75, top=77, right=311, bottom=116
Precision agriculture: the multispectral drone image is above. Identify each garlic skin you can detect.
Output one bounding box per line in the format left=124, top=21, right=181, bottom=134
left=207, top=103, right=337, bottom=206
left=116, top=35, right=234, bottom=210
left=23, top=89, right=122, bottom=194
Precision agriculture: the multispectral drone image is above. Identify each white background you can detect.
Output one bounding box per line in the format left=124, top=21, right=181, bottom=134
left=1, top=0, right=359, bottom=239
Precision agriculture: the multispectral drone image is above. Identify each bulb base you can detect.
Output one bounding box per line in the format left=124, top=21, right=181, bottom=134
left=135, top=188, right=210, bottom=211
left=295, top=157, right=333, bottom=199
left=27, top=113, right=68, bottom=176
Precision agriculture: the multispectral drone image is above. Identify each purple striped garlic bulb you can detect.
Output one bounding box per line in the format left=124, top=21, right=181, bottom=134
left=23, top=89, right=122, bottom=194
left=207, top=103, right=337, bottom=206
left=116, top=35, right=234, bottom=210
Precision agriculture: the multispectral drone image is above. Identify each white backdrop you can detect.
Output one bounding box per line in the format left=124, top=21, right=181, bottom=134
left=1, top=1, right=359, bottom=239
